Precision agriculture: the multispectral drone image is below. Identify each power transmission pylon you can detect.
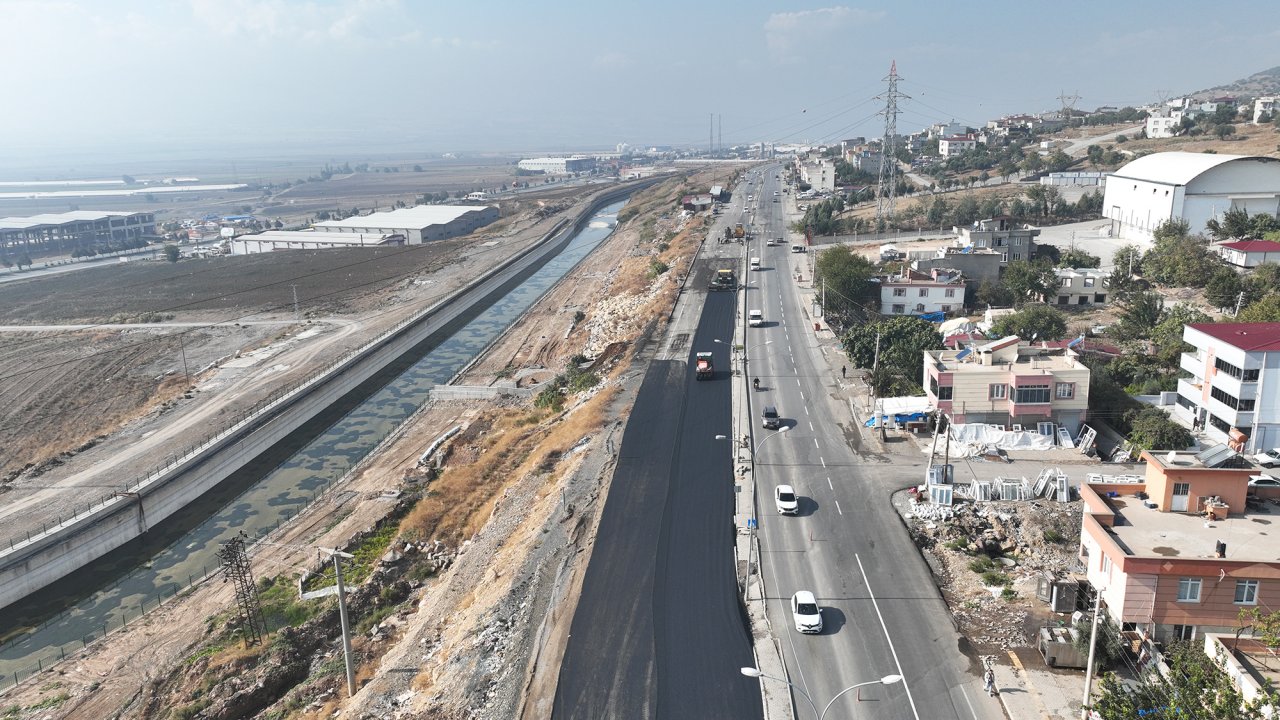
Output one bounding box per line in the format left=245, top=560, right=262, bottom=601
left=875, top=61, right=909, bottom=228
left=1058, top=90, right=1081, bottom=125
left=218, top=532, right=268, bottom=647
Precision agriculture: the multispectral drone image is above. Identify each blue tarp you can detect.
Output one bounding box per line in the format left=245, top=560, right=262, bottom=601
left=916, top=311, right=945, bottom=322
left=864, top=411, right=928, bottom=427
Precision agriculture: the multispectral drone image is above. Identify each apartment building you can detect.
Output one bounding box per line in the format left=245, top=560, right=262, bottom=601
left=877, top=268, right=966, bottom=316
left=1175, top=323, right=1280, bottom=452
left=1053, top=267, right=1109, bottom=305
left=953, top=217, right=1039, bottom=264
left=923, top=336, right=1091, bottom=435
left=1080, top=450, right=1276, bottom=644
left=938, top=133, right=978, bottom=157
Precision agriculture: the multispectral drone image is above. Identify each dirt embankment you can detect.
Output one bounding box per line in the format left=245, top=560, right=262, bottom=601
left=0, top=168, right=750, bottom=718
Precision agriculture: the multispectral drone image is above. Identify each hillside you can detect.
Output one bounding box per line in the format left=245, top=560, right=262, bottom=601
left=1190, top=65, right=1280, bottom=99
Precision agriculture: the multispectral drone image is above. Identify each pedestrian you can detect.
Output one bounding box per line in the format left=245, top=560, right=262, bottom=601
left=983, top=668, right=996, bottom=697
left=841, top=365, right=846, bottom=379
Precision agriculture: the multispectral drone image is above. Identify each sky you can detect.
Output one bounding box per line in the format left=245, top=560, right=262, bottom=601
left=2, top=0, right=1277, bottom=169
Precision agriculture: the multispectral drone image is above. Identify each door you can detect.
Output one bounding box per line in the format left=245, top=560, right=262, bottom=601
left=1171, top=482, right=1190, bottom=512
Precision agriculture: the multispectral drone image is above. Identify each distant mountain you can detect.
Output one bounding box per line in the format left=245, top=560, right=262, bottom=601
left=1190, top=66, right=1280, bottom=100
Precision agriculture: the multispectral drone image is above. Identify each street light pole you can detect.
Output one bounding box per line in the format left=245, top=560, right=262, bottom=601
left=741, top=667, right=904, bottom=720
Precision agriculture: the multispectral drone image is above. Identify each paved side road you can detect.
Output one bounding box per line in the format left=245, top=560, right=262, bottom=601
left=553, top=290, right=761, bottom=719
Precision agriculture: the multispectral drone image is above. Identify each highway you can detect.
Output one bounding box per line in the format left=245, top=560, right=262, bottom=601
left=744, top=167, right=1002, bottom=719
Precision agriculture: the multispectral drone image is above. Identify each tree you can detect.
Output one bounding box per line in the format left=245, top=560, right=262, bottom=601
left=1020, top=152, right=1044, bottom=176
left=1125, top=406, right=1193, bottom=451
left=1059, top=248, right=1101, bottom=269
left=1090, top=640, right=1274, bottom=720
left=1046, top=149, right=1073, bottom=173
left=841, top=316, right=943, bottom=387
left=1114, top=291, right=1165, bottom=340
left=1205, top=267, right=1243, bottom=309
left=16, top=253, right=32, bottom=270
left=1142, top=219, right=1223, bottom=287
left=1215, top=124, right=1237, bottom=140
left=976, top=279, right=1014, bottom=307
left=1207, top=207, right=1254, bottom=239
left=989, top=305, right=1068, bottom=341
left=1073, top=612, right=1125, bottom=672
left=1086, top=144, right=1104, bottom=167
left=122, top=174, right=137, bottom=185
left=953, top=195, right=980, bottom=226
left=1000, top=259, right=1057, bottom=305
left=814, top=246, right=877, bottom=322
left=998, top=159, right=1019, bottom=181
left=163, top=244, right=180, bottom=263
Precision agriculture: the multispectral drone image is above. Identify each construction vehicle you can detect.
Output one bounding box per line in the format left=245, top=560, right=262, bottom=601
left=723, top=226, right=735, bottom=242
left=734, top=223, right=745, bottom=239
left=709, top=268, right=736, bottom=291
left=695, top=352, right=714, bottom=380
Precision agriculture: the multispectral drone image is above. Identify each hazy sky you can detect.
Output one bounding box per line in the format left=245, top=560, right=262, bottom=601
left=2, top=0, right=1276, bottom=160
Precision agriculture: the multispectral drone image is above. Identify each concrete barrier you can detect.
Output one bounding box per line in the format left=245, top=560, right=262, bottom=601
left=0, top=178, right=657, bottom=612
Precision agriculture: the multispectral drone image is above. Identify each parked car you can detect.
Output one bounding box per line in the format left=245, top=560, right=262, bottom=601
left=790, top=591, right=823, bottom=633
left=1249, top=475, right=1280, bottom=488
left=1252, top=448, right=1280, bottom=468
left=774, top=485, right=799, bottom=514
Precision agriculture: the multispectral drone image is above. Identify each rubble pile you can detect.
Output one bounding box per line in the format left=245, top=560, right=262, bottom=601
left=906, top=497, right=1083, bottom=651
left=582, top=280, right=666, bottom=357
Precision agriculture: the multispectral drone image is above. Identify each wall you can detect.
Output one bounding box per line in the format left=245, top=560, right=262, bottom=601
left=1141, top=454, right=1253, bottom=513
left=1104, top=176, right=1179, bottom=242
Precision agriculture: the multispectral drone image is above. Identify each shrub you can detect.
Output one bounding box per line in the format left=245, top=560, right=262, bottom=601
left=981, top=570, right=1011, bottom=587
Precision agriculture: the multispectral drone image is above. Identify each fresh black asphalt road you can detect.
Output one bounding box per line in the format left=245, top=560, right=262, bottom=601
left=554, top=288, right=761, bottom=719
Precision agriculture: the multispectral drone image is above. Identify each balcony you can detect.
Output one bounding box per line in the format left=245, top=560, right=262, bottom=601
left=1179, top=352, right=1204, bottom=377
left=1176, top=378, right=1202, bottom=402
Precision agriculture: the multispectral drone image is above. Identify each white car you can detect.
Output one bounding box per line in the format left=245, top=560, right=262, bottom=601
left=749, top=309, right=764, bottom=327
left=1252, top=448, right=1280, bottom=468
left=775, top=485, right=799, bottom=514
left=791, top=591, right=823, bottom=634
left=1249, top=475, right=1280, bottom=488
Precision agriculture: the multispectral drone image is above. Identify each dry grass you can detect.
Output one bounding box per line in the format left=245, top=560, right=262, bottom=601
left=1120, top=121, right=1280, bottom=158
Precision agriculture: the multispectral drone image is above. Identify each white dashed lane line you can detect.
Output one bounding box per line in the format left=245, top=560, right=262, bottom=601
left=820, top=457, right=826, bottom=468
left=813, top=438, right=820, bottom=449
left=835, top=501, right=843, bottom=515
left=827, top=477, right=833, bottom=489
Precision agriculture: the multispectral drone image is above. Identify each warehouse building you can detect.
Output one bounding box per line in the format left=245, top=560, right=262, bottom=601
left=0, top=210, right=156, bottom=256
left=1103, top=152, right=1280, bottom=243
left=313, top=205, right=498, bottom=243
left=517, top=157, right=596, bottom=174
left=230, top=231, right=405, bottom=255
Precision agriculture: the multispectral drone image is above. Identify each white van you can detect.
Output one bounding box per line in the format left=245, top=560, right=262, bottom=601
left=750, top=257, right=761, bottom=271
left=749, top=309, right=764, bottom=327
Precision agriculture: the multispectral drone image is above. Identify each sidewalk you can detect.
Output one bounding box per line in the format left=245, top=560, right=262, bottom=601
left=990, top=647, right=1085, bottom=720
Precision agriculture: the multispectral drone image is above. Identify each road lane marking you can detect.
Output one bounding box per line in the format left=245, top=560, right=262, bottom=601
left=813, top=439, right=819, bottom=449
left=819, top=457, right=826, bottom=468
left=835, top=501, right=842, bottom=515
left=856, top=555, right=923, bottom=720
left=959, top=685, right=978, bottom=720
left=826, top=477, right=833, bottom=489
left=809, top=422, right=814, bottom=431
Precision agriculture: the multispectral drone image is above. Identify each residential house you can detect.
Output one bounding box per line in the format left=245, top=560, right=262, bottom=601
left=938, top=134, right=978, bottom=157
left=927, top=121, right=968, bottom=139
left=1053, top=267, right=1109, bottom=305
left=922, top=336, right=1091, bottom=434
left=954, top=216, right=1039, bottom=264
left=1253, top=97, right=1276, bottom=125
left=1146, top=106, right=1184, bottom=139
left=1175, top=322, right=1280, bottom=452
left=877, top=268, right=966, bottom=316
left=798, top=159, right=836, bottom=192
left=912, top=247, right=1004, bottom=291
left=1079, top=450, right=1276, bottom=645
left=1216, top=239, right=1280, bottom=268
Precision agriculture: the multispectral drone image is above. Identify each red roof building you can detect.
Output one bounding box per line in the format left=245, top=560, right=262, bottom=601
left=1216, top=239, right=1280, bottom=267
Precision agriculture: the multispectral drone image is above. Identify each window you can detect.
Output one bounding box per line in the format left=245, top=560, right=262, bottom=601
left=1012, top=237, right=1024, bottom=246
left=945, top=288, right=956, bottom=298
left=919, top=288, right=929, bottom=297
left=1101, top=554, right=1112, bottom=575
left=1084, top=278, right=1095, bottom=288
left=990, top=384, right=1008, bottom=400
left=1061, top=277, right=1072, bottom=287
left=1055, top=383, right=1074, bottom=400
left=1013, top=384, right=1051, bottom=403
left=1235, top=580, right=1259, bottom=605
left=938, top=385, right=953, bottom=400
left=1243, top=368, right=1260, bottom=382
left=1211, top=386, right=1240, bottom=410
left=1177, top=578, right=1201, bottom=602
left=1172, top=625, right=1196, bottom=641
left=1215, top=358, right=1243, bottom=380
left=1239, top=398, right=1255, bottom=412
left=1001, top=252, right=1009, bottom=262
left=940, top=305, right=952, bottom=313
left=892, top=304, right=905, bottom=314
left=1012, top=252, right=1021, bottom=260
left=1209, top=414, right=1231, bottom=433
left=893, top=287, right=906, bottom=297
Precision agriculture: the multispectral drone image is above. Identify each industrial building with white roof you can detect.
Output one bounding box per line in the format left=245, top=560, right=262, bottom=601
left=0, top=210, right=156, bottom=256
left=232, top=205, right=498, bottom=255
left=1103, top=152, right=1280, bottom=243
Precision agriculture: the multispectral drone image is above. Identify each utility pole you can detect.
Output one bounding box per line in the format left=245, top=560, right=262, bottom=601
left=1234, top=290, right=1246, bottom=316
left=291, top=284, right=300, bottom=320
left=178, top=332, right=190, bottom=383
left=1080, top=588, right=1103, bottom=719
left=321, top=547, right=358, bottom=698
left=872, top=331, right=886, bottom=441
left=709, top=112, right=714, bottom=156
left=942, top=412, right=951, bottom=473
left=875, top=61, right=909, bottom=228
